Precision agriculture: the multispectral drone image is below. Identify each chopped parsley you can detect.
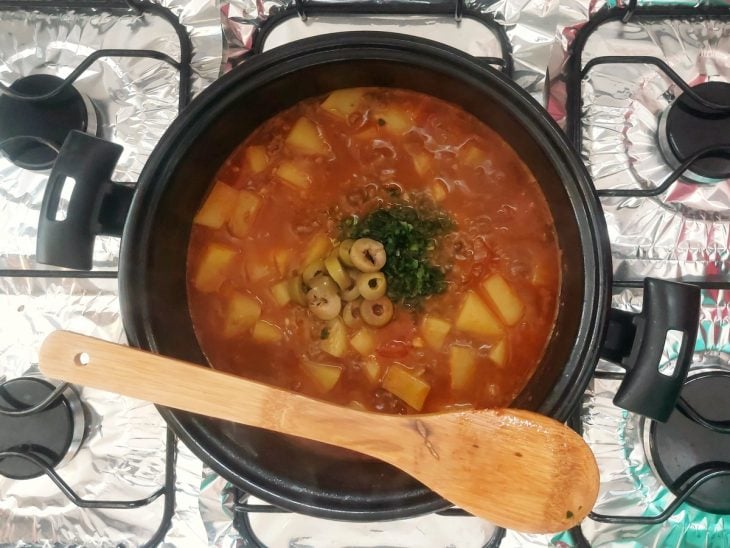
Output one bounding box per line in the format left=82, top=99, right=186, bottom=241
left=320, top=327, right=330, bottom=340
left=342, top=201, right=454, bottom=306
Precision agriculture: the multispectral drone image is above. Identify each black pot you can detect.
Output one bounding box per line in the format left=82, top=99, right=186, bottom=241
left=36, top=33, right=701, bottom=520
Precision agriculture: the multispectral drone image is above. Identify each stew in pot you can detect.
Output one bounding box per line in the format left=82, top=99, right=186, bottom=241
left=187, top=87, right=561, bottom=414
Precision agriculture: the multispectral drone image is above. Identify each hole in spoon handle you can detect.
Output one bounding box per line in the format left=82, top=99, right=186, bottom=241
left=74, top=352, right=90, bottom=367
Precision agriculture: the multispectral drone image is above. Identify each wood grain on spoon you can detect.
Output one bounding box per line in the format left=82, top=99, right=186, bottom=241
left=39, top=330, right=599, bottom=533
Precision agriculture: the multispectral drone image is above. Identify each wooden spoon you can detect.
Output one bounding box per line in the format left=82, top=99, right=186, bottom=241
left=39, top=330, right=599, bottom=533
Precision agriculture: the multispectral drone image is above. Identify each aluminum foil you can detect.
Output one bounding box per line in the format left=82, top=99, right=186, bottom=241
left=220, top=0, right=560, bottom=101
left=0, top=277, right=172, bottom=546
left=549, top=1, right=730, bottom=282
left=538, top=2, right=730, bottom=545
left=0, top=0, right=222, bottom=272
left=0, top=0, right=222, bottom=545
left=573, top=287, right=730, bottom=548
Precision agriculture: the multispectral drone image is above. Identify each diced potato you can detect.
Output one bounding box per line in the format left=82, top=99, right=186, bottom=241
left=531, top=257, right=553, bottom=287
left=194, top=243, right=237, bottom=293
left=460, top=143, right=487, bottom=167
left=374, top=109, right=413, bottom=135
left=362, top=356, right=381, bottom=384
left=430, top=180, right=447, bottom=202
left=455, top=291, right=504, bottom=338
left=301, top=360, right=343, bottom=393
left=228, top=190, right=261, bottom=238
left=252, top=320, right=282, bottom=343
left=412, top=152, right=432, bottom=177
left=276, top=161, right=311, bottom=190
left=420, top=315, right=452, bottom=350
left=246, top=259, right=274, bottom=283
left=270, top=280, right=291, bottom=307
left=273, top=249, right=293, bottom=277
left=286, top=117, right=329, bottom=155
left=302, top=233, right=332, bottom=265
left=321, top=88, right=365, bottom=119
left=288, top=276, right=307, bottom=306
left=350, top=328, right=376, bottom=356
left=382, top=364, right=431, bottom=411
left=193, top=183, right=238, bottom=229
left=481, top=274, right=524, bottom=326
left=353, top=127, right=377, bottom=141
left=321, top=317, right=347, bottom=358
left=412, top=336, right=425, bottom=349
left=449, top=345, right=477, bottom=391
left=222, top=293, right=261, bottom=337
left=348, top=400, right=367, bottom=411
left=245, top=145, right=269, bottom=173
left=489, top=338, right=508, bottom=367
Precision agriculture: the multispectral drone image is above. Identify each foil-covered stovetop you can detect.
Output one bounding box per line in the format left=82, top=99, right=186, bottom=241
left=1, top=0, right=729, bottom=546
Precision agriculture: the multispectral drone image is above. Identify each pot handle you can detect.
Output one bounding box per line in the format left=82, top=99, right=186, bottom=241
left=600, top=278, right=700, bottom=422
left=36, top=131, right=131, bottom=270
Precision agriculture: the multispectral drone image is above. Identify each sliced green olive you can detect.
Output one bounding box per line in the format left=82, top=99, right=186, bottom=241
left=356, top=272, right=387, bottom=300
left=338, top=239, right=356, bottom=267
left=342, top=299, right=364, bottom=328
left=350, top=238, right=386, bottom=273
left=341, top=274, right=361, bottom=301
left=302, top=260, right=327, bottom=284
left=324, top=252, right=352, bottom=290
left=308, top=274, right=337, bottom=293
left=306, top=284, right=341, bottom=320
left=361, top=296, right=394, bottom=327
left=288, top=276, right=307, bottom=306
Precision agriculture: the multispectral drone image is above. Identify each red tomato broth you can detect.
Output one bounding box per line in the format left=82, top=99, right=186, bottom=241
left=187, top=87, right=561, bottom=414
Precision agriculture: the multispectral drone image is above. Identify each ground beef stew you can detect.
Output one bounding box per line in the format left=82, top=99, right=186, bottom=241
left=186, top=87, right=561, bottom=414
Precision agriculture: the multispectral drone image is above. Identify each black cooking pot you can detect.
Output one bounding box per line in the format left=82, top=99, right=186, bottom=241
left=36, top=33, right=701, bottom=520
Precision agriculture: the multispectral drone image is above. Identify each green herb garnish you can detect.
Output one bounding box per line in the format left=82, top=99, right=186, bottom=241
left=342, top=201, right=454, bottom=306
left=320, top=327, right=330, bottom=340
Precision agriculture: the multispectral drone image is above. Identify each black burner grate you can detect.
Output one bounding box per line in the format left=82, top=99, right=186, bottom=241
left=0, top=0, right=193, bottom=545
left=568, top=366, right=730, bottom=528
left=0, top=374, right=178, bottom=547
left=237, top=0, right=513, bottom=76
left=0, top=377, right=80, bottom=479
left=232, top=489, right=508, bottom=548
left=565, top=5, right=730, bottom=199
left=0, top=75, right=96, bottom=170
left=657, top=82, right=730, bottom=183
left=648, top=371, right=730, bottom=515
left=0, top=0, right=192, bottom=172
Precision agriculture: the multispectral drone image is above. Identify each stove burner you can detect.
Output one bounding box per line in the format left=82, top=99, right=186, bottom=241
left=0, top=377, right=85, bottom=480
left=0, top=75, right=98, bottom=171
left=647, top=371, right=730, bottom=514
left=658, top=81, right=730, bottom=184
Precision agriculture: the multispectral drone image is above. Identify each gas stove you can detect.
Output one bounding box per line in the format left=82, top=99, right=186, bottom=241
left=1, top=0, right=728, bottom=546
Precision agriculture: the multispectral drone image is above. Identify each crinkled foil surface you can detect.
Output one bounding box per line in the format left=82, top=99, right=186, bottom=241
left=0, top=0, right=221, bottom=545
left=2, top=0, right=729, bottom=545
left=539, top=0, right=730, bottom=546
left=549, top=0, right=729, bottom=282
left=569, top=288, right=730, bottom=548
left=221, top=0, right=560, bottom=101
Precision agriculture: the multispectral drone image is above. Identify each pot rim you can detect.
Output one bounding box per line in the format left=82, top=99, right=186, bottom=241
left=120, top=31, right=611, bottom=520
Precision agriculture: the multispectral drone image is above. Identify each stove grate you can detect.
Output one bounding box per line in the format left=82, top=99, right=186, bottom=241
left=0, top=0, right=193, bottom=172
left=566, top=5, right=730, bottom=200
left=245, top=0, right=513, bottom=75
left=570, top=360, right=730, bottom=527
left=0, top=378, right=178, bottom=547
left=0, top=0, right=194, bottom=544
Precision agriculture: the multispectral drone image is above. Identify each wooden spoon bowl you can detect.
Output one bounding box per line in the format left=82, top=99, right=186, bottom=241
left=39, top=330, right=599, bottom=533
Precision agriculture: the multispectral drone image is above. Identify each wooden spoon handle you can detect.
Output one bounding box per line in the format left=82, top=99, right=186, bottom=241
left=39, top=330, right=599, bottom=534
left=39, top=330, right=387, bottom=446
